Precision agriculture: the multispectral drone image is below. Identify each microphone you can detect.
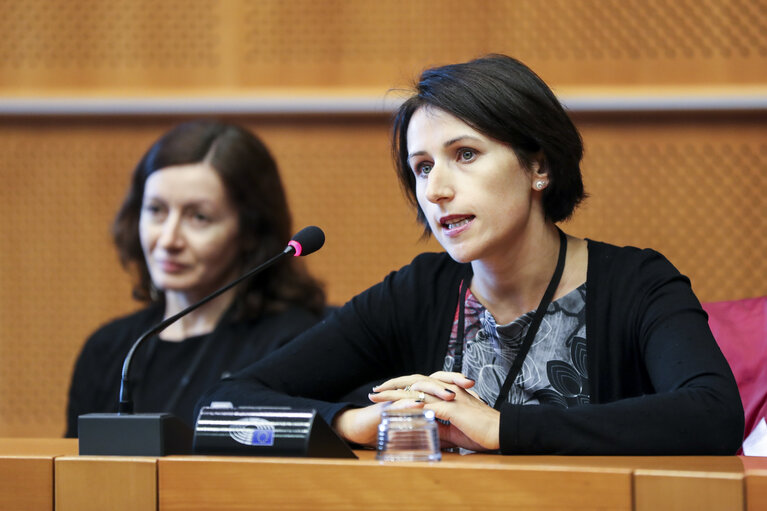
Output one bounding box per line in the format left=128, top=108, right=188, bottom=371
left=78, top=226, right=325, bottom=456
left=118, top=225, right=324, bottom=414
left=285, top=225, right=325, bottom=257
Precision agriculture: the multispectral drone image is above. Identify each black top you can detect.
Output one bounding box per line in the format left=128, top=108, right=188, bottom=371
left=199, top=240, right=745, bottom=455
left=66, top=303, right=320, bottom=436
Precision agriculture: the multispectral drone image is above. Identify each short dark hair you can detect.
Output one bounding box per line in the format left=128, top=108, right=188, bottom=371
left=112, top=120, right=325, bottom=318
left=393, top=54, right=585, bottom=229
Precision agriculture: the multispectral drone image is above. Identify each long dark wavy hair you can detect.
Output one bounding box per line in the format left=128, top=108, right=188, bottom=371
left=112, top=120, right=325, bottom=318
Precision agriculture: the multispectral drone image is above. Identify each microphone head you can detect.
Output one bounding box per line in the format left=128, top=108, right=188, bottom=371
left=287, top=226, right=325, bottom=257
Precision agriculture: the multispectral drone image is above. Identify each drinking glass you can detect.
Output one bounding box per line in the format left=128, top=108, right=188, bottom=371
left=376, top=409, right=441, bottom=462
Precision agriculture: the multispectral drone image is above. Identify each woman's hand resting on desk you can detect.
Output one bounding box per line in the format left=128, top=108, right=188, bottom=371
left=367, top=371, right=501, bottom=452
left=332, top=398, right=422, bottom=446
left=332, top=371, right=473, bottom=447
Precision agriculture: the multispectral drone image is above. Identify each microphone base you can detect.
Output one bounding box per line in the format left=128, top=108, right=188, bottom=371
left=193, top=406, right=357, bottom=458
left=78, top=413, right=193, bottom=456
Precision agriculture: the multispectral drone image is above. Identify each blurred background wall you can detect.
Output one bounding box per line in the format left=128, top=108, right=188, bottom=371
left=0, top=0, right=765, bottom=436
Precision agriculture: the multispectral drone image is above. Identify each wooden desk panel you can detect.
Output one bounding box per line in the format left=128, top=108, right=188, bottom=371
left=55, top=456, right=157, bottom=511
left=0, top=458, right=55, bottom=511
left=634, top=469, right=743, bottom=511
left=159, top=451, right=633, bottom=511
left=0, top=439, right=756, bottom=511
left=742, top=457, right=767, bottom=511
left=613, top=456, right=745, bottom=511
left=0, top=438, right=78, bottom=511
left=443, top=455, right=747, bottom=511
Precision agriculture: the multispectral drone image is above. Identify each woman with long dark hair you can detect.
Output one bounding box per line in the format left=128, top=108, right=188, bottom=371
left=66, top=120, right=325, bottom=436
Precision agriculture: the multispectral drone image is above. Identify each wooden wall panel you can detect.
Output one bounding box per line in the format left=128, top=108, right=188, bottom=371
left=569, top=113, right=767, bottom=301
left=235, top=0, right=767, bottom=88
left=0, top=0, right=765, bottom=93
left=251, top=116, right=443, bottom=297
left=0, top=0, right=223, bottom=91
left=0, top=114, right=764, bottom=437
left=0, top=120, right=161, bottom=437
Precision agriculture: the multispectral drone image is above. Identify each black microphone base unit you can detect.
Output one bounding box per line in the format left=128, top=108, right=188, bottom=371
left=78, top=413, right=193, bottom=456
left=193, top=406, right=357, bottom=459
left=78, top=407, right=356, bottom=459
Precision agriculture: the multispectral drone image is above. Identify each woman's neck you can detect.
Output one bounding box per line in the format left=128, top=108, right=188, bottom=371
left=159, top=288, right=237, bottom=342
left=469, top=224, right=584, bottom=325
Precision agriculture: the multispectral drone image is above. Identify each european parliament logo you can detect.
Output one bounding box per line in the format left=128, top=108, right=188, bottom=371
left=228, top=417, right=276, bottom=446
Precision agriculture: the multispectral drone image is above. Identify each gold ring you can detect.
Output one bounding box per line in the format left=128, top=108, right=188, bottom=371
left=418, top=391, right=426, bottom=400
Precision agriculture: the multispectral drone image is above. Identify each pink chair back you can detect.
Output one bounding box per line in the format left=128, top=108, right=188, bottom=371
left=702, top=296, right=767, bottom=445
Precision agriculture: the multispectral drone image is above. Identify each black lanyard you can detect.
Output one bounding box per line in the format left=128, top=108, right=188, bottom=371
left=453, top=228, right=568, bottom=411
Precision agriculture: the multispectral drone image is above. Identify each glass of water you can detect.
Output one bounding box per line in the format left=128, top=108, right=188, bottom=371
left=376, top=408, right=441, bottom=462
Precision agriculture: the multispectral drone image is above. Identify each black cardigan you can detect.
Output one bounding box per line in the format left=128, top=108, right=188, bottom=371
left=66, top=303, right=320, bottom=436
left=200, top=241, right=744, bottom=454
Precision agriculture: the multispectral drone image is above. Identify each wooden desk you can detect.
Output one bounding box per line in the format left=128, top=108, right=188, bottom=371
left=54, top=455, right=157, bottom=511
left=159, top=451, right=631, bottom=510
left=157, top=451, right=747, bottom=511
left=0, top=439, right=761, bottom=510
left=631, top=457, right=744, bottom=511
left=0, top=438, right=78, bottom=511
left=742, top=456, right=767, bottom=511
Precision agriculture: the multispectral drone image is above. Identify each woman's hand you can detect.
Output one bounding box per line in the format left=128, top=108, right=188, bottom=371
left=369, top=372, right=500, bottom=451
left=332, top=398, right=425, bottom=447
left=427, top=390, right=501, bottom=451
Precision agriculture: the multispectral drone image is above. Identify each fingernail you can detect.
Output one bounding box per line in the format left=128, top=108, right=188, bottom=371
left=444, top=389, right=455, bottom=394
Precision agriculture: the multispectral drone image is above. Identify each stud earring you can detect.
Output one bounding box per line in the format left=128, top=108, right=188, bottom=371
left=535, top=181, right=546, bottom=190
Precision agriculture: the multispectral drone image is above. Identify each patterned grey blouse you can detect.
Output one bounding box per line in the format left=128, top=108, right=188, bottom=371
left=443, top=282, right=589, bottom=408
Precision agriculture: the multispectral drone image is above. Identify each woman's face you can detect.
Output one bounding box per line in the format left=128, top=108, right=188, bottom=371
left=139, top=163, right=241, bottom=302
left=406, top=106, right=546, bottom=265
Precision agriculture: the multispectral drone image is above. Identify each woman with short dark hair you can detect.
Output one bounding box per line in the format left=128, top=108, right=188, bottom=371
left=200, top=56, right=743, bottom=455
left=66, top=120, right=325, bottom=436
left=393, top=54, right=585, bottom=226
